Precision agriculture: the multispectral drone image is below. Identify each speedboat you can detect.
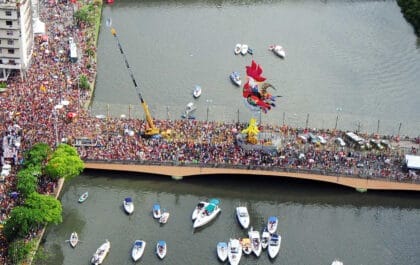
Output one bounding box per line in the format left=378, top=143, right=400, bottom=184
left=240, top=238, right=252, bottom=255
left=236, top=206, right=250, bottom=229
left=227, top=238, right=242, bottom=265
left=156, top=240, right=167, bottom=259
left=131, top=240, right=146, bottom=262
left=269, top=44, right=286, bottom=58
left=241, top=44, right=248, bottom=55
left=230, top=72, right=242, bottom=87
left=267, top=216, right=278, bottom=234
left=78, top=192, right=88, bottom=203
left=216, top=242, right=228, bottom=262
left=267, top=233, right=281, bottom=259
left=192, top=201, right=208, bottom=221
left=234, top=43, right=241, bottom=55
left=193, top=85, right=202, bottom=98
left=261, top=228, right=270, bottom=249
left=159, top=211, right=170, bottom=224
left=332, top=260, right=344, bottom=265
left=152, top=203, right=162, bottom=219
left=69, top=232, right=78, bottom=248
left=193, top=198, right=221, bottom=229
left=248, top=227, right=262, bottom=257
left=91, top=240, right=110, bottom=265
left=123, top=197, right=134, bottom=215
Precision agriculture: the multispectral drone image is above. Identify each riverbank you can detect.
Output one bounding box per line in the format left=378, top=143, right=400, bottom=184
left=397, top=0, right=420, bottom=37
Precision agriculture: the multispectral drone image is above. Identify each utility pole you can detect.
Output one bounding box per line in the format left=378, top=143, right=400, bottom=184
left=305, top=113, right=309, bottom=129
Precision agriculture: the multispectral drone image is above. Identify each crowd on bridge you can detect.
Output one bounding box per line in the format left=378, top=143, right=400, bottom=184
left=0, top=0, right=419, bottom=262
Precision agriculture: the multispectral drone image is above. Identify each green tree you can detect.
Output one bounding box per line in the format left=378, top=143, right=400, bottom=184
left=23, top=143, right=51, bottom=167
left=25, top=192, right=62, bottom=225
left=3, top=206, right=37, bottom=240
left=8, top=239, right=35, bottom=265
left=45, top=144, right=84, bottom=181
left=16, top=167, right=38, bottom=198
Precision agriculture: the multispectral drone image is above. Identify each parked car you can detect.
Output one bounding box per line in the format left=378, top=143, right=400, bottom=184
left=316, top=135, right=327, bottom=144
left=370, top=139, right=384, bottom=150
left=335, top=137, right=346, bottom=147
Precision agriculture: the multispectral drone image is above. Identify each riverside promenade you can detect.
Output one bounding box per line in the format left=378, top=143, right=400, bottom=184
left=84, top=161, right=420, bottom=192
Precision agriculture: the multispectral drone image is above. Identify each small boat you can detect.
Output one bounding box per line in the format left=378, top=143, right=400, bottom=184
left=247, top=47, right=254, bottom=55
left=78, top=192, right=88, bottom=203
left=193, top=85, right=202, bottom=98
left=248, top=227, right=262, bottom=257
left=216, top=242, right=228, bottom=262
left=156, top=240, right=167, bottom=259
left=152, top=203, right=162, bottom=219
left=123, top=197, right=134, bottom=215
left=236, top=206, right=250, bottom=229
left=91, top=240, right=110, bottom=265
left=229, top=72, right=242, bottom=87
left=227, top=238, right=242, bottom=265
left=332, top=260, right=344, bottom=265
left=234, top=43, right=242, bottom=55
left=241, top=44, right=248, bottom=55
left=192, top=201, right=208, bottom=221
left=69, top=232, right=78, bottom=248
left=193, top=198, right=221, bottom=229
left=261, top=228, right=270, bottom=249
left=240, top=238, right=252, bottom=255
left=159, top=211, right=170, bottom=224
left=131, top=240, right=146, bottom=262
left=269, top=44, right=286, bottom=58
left=267, top=216, right=278, bottom=234
left=267, top=233, right=281, bottom=259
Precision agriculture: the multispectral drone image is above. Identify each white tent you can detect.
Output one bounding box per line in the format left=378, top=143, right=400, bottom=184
left=405, top=155, right=420, bottom=170
left=33, top=18, right=45, bottom=35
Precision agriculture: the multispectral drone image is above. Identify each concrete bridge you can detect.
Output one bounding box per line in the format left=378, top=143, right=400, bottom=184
left=84, top=162, right=420, bottom=192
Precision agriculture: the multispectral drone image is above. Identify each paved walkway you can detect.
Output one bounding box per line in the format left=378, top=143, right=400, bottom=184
left=84, top=162, right=420, bottom=191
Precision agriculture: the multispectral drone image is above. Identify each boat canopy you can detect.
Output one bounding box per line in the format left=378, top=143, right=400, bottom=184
left=268, top=216, right=278, bottom=223
left=153, top=204, right=161, bottom=210
left=125, top=197, right=133, bottom=202
left=218, top=242, right=227, bottom=248
left=271, top=234, right=279, bottom=241
left=135, top=240, right=143, bottom=247
left=205, top=204, right=216, bottom=213
left=158, top=240, right=166, bottom=246
left=209, top=198, right=220, bottom=205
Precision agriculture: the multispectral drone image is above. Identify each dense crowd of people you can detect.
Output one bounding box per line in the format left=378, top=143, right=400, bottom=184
left=0, top=0, right=419, bottom=263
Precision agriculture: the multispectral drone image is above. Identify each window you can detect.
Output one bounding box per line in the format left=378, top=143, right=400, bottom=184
left=5, top=11, right=12, bottom=16
left=7, top=39, right=13, bottom=45
left=7, top=49, right=14, bottom=54
left=6, top=21, right=12, bottom=27
left=9, top=60, right=15, bottom=65
left=6, top=30, right=13, bottom=36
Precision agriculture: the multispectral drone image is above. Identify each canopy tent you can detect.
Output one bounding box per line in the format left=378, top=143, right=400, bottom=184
left=405, top=155, right=420, bottom=170
left=33, top=19, right=46, bottom=35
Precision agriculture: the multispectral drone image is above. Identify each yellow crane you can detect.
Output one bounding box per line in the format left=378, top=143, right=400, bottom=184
left=109, top=24, right=160, bottom=137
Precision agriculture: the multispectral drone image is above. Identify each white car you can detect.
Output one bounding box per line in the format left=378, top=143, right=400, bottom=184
left=335, top=137, right=346, bottom=147
left=316, top=135, right=327, bottom=144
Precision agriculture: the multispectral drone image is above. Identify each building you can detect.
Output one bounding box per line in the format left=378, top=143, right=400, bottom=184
left=0, top=0, right=34, bottom=81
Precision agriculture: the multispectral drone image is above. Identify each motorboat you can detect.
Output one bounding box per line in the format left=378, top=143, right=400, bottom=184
left=156, top=240, right=167, bottom=259
left=152, top=203, right=162, bottom=219
left=227, top=238, right=242, bottom=265
left=229, top=72, right=242, bottom=87
left=248, top=227, right=262, bottom=257
left=241, top=44, right=248, bottom=55
left=185, top=102, right=197, bottom=114
left=234, top=43, right=242, bottom=55
left=69, top=232, right=78, bottom=248
left=193, top=198, right=221, bottom=229
left=236, top=206, right=250, bottom=229
left=267, top=233, right=281, bottom=259
left=192, top=201, right=208, bottom=221
left=91, top=240, right=110, bottom=265
left=269, top=44, right=286, bottom=58
left=247, top=47, right=254, bottom=55
left=261, top=228, right=270, bottom=249
left=123, top=197, right=134, bottom=215
left=331, top=260, right=344, bottom=265
left=267, top=216, right=278, bottom=234
left=216, top=242, right=228, bottom=262
left=159, top=211, right=170, bottom=224
left=193, top=85, right=202, bottom=98
left=240, top=238, right=252, bottom=255
left=131, top=240, right=146, bottom=262
left=78, top=192, right=88, bottom=203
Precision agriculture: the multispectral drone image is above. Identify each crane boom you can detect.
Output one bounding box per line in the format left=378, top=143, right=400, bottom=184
left=110, top=28, right=160, bottom=137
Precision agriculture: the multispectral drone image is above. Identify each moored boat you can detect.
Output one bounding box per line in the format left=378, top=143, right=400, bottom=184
left=156, top=240, right=167, bottom=259
left=228, top=238, right=242, bottom=265
left=152, top=203, right=162, bottom=219
left=267, top=216, right=278, bottom=234
left=331, top=259, right=344, bottom=265
left=123, top=197, right=134, bottom=214
left=236, top=206, right=250, bottom=229
left=229, top=72, right=242, bottom=87
left=69, top=232, right=78, bottom=248
left=248, top=227, right=262, bottom=257
left=261, top=228, right=270, bottom=249
left=241, top=44, right=248, bottom=55
left=193, top=199, right=221, bottom=229
left=193, top=85, right=202, bottom=98
left=234, top=43, right=241, bottom=55
left=91, top=240, right=110, bottom=265
left=192, top=201, right=208, bottom=221
left=216, top=242, right=228, bottom=262
left=131, top=240, right=146, bottom=262
left=269, top=44, right=286, bottom=58
left=78, top=192, right=88, bottom=203
left=240, top=238, right=252, bottom=255
left=159, top=211, right=170, bottom=224
left=267, top=233, right=281, bottom=259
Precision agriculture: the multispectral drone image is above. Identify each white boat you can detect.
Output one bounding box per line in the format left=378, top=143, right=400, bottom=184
left=193, top=85, right=202, bottom=98
left=69, top=232, right=78, bottom=248
left=193, top=198, right=221, bottom=229
left=229, top=72, right=242, bottom=87
left=267, top=233, right=281, bottom=259
left=234, top=43, right=242, bottom=55
left=216, top=242, right=228, bottom=262
left=78, top=192, right=88, bottom=203
left=131, top=240, right=146, bottom=262
left=261, top=229, right=270, bottom=249
left=156, top=240, right=167, bottom=259
left=269, top=44, right=286, bottom=58
left=248, top=227, right=262, bottom=257
left=192, top=201, right=208, bottom=221
left=123, top=197, right=134, bottom=214
left=159, top=211, right=170, bottom=224
left=240, top=238, right=252, bottom=255
left=152, top=203, right=162, bottom=219
left=228, top=238, right=242, bottom=265
left=241, top=44, right=248, bottom=55
left=236, top=206, right=250, bottom=229
left=267, top=216, right=278, bottom=234
left=91, top=240, right=110, bottom=265
left=331, top=260, right=344, bottom=265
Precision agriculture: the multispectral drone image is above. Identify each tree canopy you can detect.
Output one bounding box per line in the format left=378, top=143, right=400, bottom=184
left=398, top=0, right=420, bottom=37
left=44, top=144, right=84, bottom=180
left=23, top=142, right=51, bottom=167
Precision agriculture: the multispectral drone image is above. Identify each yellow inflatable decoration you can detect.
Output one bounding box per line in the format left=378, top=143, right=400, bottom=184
left=241, top=118, right=260, bottom=145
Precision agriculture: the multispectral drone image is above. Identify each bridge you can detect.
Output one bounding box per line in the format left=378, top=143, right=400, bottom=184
left=84, top=162, right=420, bottom=192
